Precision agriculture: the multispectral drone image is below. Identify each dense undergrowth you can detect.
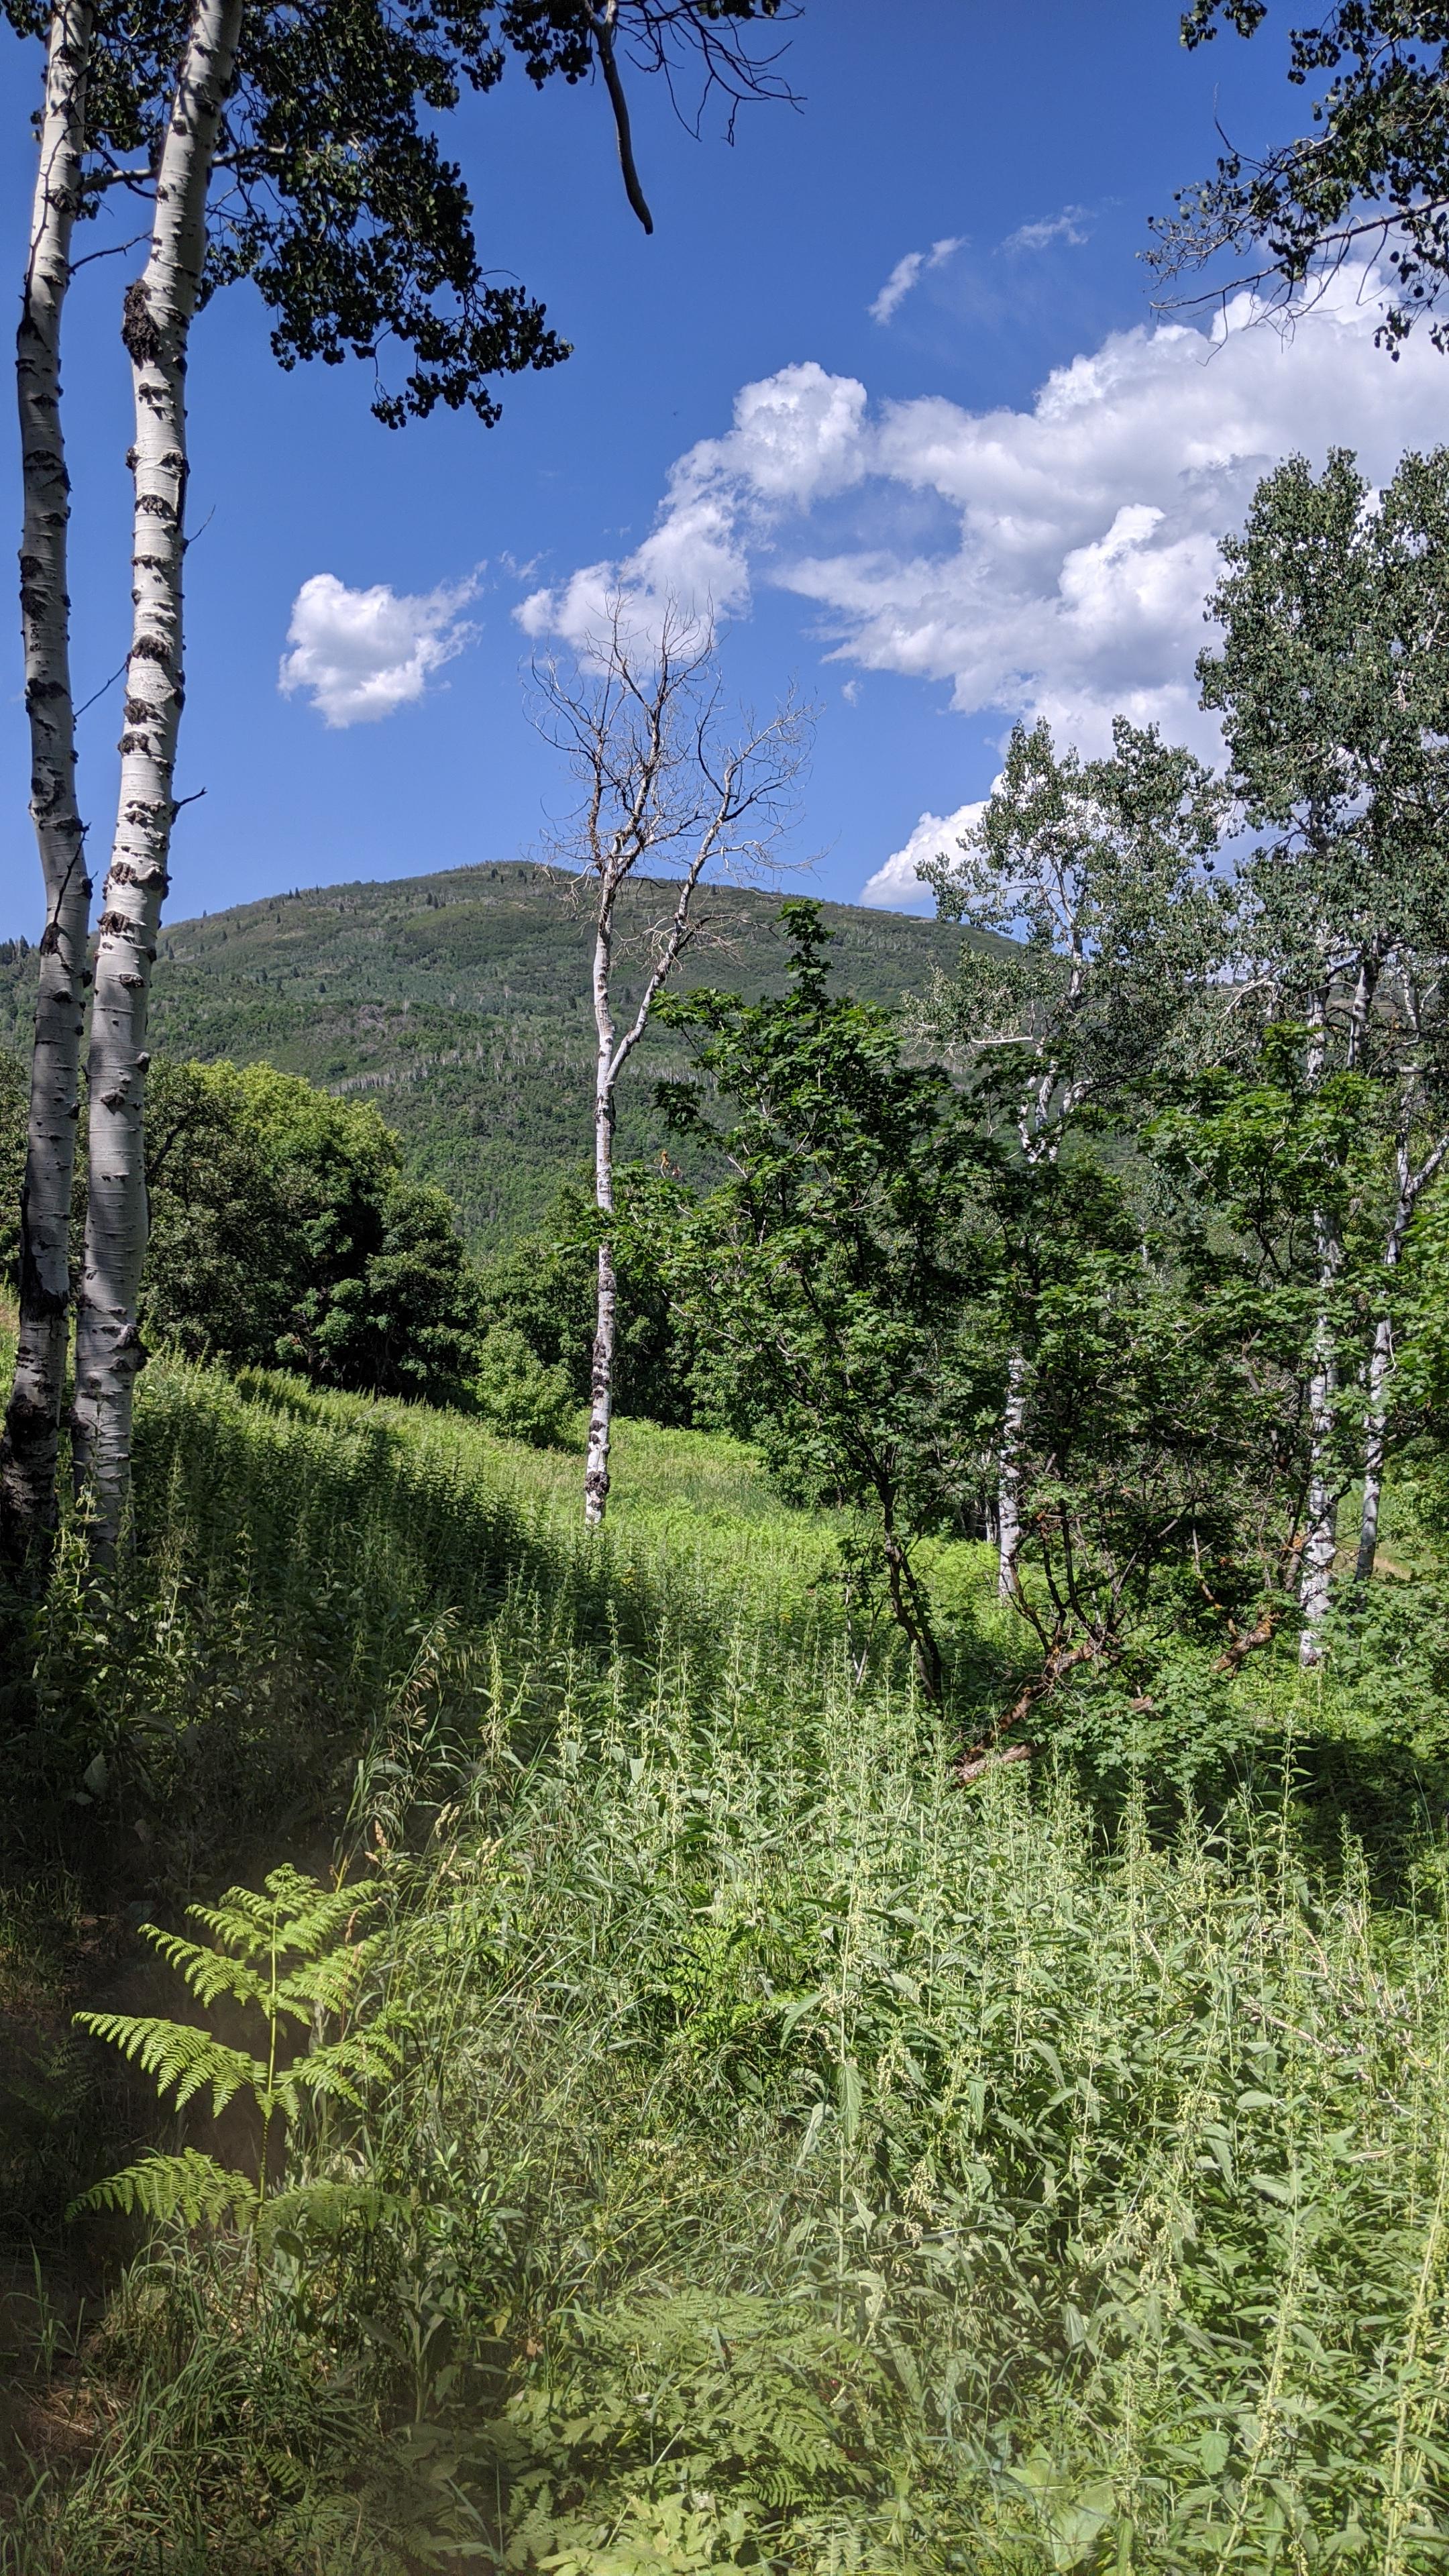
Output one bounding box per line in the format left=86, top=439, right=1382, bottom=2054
left=5, top=1353, right=1449, bottom=2569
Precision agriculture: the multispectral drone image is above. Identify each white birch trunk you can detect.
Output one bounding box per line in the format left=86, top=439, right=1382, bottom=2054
left=1298, top=1291, right=1339, bottom=1665
left=580, top=840, right=713, bottom=1527
left=998, top=1343, right=1026, bottom=1601
left=70, top=0, right=243, bottom=1552
left=1354, top=1127, right=1446, bottom=1587
left=1355, top=1310, right=1393, bottom=1588
left=585, top=909, right=616, bottom=1527
left=0, top=0, right=94, bottom=1561
left=1297, top=996, right=1338, bottom=1666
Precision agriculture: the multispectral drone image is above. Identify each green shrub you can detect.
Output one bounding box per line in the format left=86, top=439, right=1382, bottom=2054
left=471, top=1322, right=580, bottom=1449
left=480, top=1177, right=697, bottom=1426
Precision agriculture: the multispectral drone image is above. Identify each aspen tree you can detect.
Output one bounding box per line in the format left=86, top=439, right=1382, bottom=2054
left=69, top=0, right=246, bottom=1546
left=1200, top=447, right=1449, bottom=1659
left=1155, top=2, right=1449, bottom=354
left=531, top=603, right=807, bottom=1525
left=918, top=717, right=1225, bottom=1600
left=0, top=0, right=178, bottom=1566
left=1, top=0, right=95, bottom=1560
left=22, top=0, right=794, bottom=1555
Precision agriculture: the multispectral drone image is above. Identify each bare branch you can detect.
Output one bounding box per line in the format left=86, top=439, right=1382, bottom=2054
left=591, top=3, right=654, bottom=233
left=527, top=590, right=812, bottom=1527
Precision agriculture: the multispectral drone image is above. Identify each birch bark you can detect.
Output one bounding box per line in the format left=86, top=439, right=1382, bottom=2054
left=1356, top=1309, right=1395, bottom=1588
left=70, top=0, right=244, bottom=1552
left=1297, top=1279, right=1340, bottom=1664
left=1297, top=998, right=1340, bottom=1664
left=997, top=1344, right=1026, bottom=1601
left=535, top=608, right=802, bottom=1529
left=1354, top=1126, right=1449, bottom=1585
left=584, top=840, right=716, bottom=1525
left=0, top=0, right=95, bottom=1562
left=586, top=910, right=619, bottom=1526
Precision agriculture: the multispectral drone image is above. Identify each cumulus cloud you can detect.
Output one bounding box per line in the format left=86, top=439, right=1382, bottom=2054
left=861, top=801, right=986, bottom=911
left=869, top=233, right=963, bottom=324
left=515, top=260, right=1449, bottom=902
left=517, top=361, right=867, bottom=651
left=787, top=262, right=1448, bottom=756
left=1003, top=205, right=1091, bottom=253
left=280, top=572, right=478, bottom=727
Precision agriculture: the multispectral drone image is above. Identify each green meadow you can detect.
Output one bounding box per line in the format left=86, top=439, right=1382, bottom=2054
left=4, top=1346, right=1449, bottom=2571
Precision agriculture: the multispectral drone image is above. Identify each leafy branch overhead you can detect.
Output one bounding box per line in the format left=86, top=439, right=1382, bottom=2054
left=2, top=0, right=802, bottom=424
left=1151, top=2, right=1449, bottom=354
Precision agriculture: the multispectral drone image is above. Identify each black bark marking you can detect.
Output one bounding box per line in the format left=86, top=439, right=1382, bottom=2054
left=121, top=279, right=164, bottom=367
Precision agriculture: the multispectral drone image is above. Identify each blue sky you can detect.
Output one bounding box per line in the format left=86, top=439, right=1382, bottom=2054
left=3, top=0, right=1448, bottom=939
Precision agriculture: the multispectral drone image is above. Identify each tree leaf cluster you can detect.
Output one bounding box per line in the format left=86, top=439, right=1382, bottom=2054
left=1153, top=1, right=1449, bottom=357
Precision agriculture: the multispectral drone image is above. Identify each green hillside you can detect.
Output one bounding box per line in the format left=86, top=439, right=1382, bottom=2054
left=0, top=863, right=973, bottom=1248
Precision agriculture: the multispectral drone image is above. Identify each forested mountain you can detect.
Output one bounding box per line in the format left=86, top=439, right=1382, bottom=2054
left=0, top=863, right=975, bottom=1248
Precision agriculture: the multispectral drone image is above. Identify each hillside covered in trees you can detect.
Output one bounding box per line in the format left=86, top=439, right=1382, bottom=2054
left=0, top=865, right=974, bottom=1246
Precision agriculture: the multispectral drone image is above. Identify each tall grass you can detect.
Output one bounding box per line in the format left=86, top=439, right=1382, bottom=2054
left=5, top=1354, right=1449, bottom=2569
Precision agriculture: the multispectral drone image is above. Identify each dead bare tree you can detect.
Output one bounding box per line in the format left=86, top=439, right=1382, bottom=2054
left=531, top=599, right=810, bottom=1526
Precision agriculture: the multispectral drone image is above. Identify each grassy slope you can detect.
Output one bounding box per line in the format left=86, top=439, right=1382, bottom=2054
left=0, top=865, right=977, bottom=1249
left=7, top=1360, right=1449, bottom=2567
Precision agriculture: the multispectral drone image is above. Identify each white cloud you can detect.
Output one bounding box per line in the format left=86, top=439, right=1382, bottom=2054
left=862, top=801, right=985, bottom=911
left=869, top=233, right=963, bottom=324
left=279, top=572, right=477, bottom=727
left=1003, top=205, right=1091, bottom=253
left=513, top=260, right=1449, bottom=900
left=517, top=361, right=867, bottom=651
left=789, top=262, right=1448, bottom=758
left=871, top=252, right=924, bottom=325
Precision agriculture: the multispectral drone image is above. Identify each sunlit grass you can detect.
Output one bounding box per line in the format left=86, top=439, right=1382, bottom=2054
left=5, top=1348, right=1449, bottom=2569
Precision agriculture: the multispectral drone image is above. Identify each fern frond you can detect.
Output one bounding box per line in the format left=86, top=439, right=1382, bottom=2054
left=182, top=1889, right=279, bottom=1964
left=275, top=1933, right=384, bottom=2018
left=141, top=1929, right=272, bottom=2012
left=266, top=1881, right=380, bottom=1962
left=67, top=2147, right=252, bottom=2227
left=254, top=2179, right=403, bottom=2245
left=272, top=2026, right=402, bottom=2118
left=188, top=1870, right=377, bottom=1966
left=74, top=2011, right=266, bottom=2116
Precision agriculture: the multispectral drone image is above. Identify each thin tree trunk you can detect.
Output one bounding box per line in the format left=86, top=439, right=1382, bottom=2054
left=1354, top=1128, right=1446, bottom=1587
left=1298, top=1249, right=1340, bottom=1667
left=70, top=0, right=243, bottom=1553
left=585, top=910, right=616, bottom=1527
left=0, top=0, right=94, bottom=1568
left=881, top=1523, right=944, bottom=1704
left=1355, top=1310, right=1393, bottom=1587
left=998, top=1344, right=1026, bottom=1601
left=1298, top=995, right=1338, bottom=1666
